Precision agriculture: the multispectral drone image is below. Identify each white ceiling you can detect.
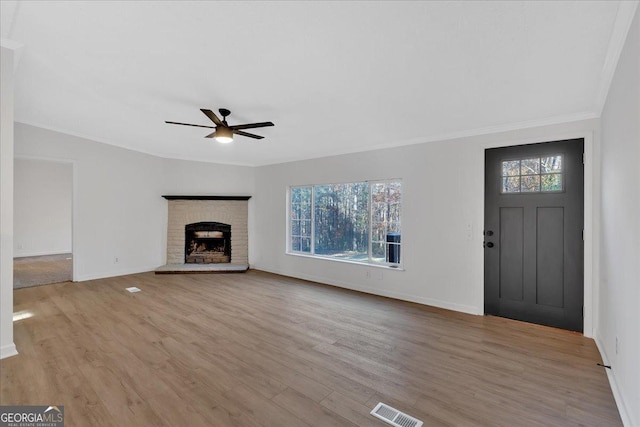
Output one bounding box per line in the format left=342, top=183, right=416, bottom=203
left=0, top=1, right=633, bottom=166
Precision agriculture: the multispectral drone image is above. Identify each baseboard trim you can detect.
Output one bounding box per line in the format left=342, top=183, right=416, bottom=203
left=75, top=265, right=159, bottom=282
left=0, top=343, right=18, bottom=359
left=14, top=250, right=72, bottom=258
left=594, top=335, right=633, bottom=426
left=252, top=265, right=482, bottom=316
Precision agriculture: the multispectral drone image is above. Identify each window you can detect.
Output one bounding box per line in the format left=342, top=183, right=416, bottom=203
left=289, top=180, right=402, bottom=266
left=501, top=155, right=563, bottom=193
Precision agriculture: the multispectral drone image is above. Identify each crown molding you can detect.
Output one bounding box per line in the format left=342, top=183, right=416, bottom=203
left=162, top=195, right=252, bottom=201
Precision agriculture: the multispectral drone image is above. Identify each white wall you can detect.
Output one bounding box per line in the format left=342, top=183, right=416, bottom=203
left=14, top=158, right=72, bottom=257
left=598, top=7, right=640, bottom=426
left=0, top=46, right=18, bottom=359
left=253, top=119, right=599, bottom=319
left=161, top=158, right=255, bottom=196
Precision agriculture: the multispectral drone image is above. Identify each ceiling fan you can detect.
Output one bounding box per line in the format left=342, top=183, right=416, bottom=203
left=165, top=108, right=274, bottom=143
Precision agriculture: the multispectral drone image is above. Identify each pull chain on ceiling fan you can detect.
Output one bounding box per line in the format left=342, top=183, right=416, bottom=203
left=165, top=108, right=274, bottom=143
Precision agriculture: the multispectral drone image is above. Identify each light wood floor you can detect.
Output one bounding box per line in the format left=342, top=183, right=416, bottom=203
left=1, top=270, right=621, bottom=426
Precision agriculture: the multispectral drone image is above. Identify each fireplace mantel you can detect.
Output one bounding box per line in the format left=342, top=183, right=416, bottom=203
left=162, top=195, right=252, bottom=201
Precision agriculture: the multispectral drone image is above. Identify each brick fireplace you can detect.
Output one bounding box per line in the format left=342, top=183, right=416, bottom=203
left=163, top=196, right=249, bottom=266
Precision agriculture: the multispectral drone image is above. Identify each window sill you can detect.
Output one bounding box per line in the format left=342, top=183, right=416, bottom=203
left=285, top=251, right=405, bottom=271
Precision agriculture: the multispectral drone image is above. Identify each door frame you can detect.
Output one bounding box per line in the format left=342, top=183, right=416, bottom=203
left=480, top=129, right=597, bottom=337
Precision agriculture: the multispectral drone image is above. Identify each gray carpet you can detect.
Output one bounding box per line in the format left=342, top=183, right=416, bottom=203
left=13, top=253, right=73, bottom=289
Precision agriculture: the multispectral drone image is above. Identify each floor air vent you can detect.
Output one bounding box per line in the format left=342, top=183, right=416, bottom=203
left=370, top=402, right=423, bottom=427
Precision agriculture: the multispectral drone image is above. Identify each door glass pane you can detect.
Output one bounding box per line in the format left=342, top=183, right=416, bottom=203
left=521, top=158, right=540, bottom=175
left=541, top=173, right=563, bottom=192
left=502, top=160, right=520, bottom=176
left=502, top=176, right=520, bottom=193
left=521, top=175, right=540, bottom=192
left=541, top=155, right=562, bottom=173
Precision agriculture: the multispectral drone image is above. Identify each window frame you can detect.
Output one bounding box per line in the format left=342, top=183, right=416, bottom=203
left=287, top=179, right=403, bottom=268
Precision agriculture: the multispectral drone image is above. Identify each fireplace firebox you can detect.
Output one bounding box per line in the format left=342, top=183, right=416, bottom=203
left=185, top=222, right=231, bottom=264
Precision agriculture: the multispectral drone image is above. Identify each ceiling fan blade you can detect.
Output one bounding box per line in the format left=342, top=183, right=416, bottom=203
left=205, top=131, right=217, bottom=138
left=229, top=121, right=275, bottom=131
left=200, top=109, right=223, bottom=125
left=233, top=130, right=264, bottom=140
left=165, top=121, right=216, bottom=129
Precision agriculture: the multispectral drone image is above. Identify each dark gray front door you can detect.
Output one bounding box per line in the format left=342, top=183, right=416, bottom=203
left=484, top=139, right=584, bottom=332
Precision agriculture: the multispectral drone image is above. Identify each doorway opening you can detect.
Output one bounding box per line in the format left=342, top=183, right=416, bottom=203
left=13, top=158, right=73, bottom=289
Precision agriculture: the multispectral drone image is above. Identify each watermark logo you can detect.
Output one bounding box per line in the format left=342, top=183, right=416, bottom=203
left=0, top=405, right=64, bottom=427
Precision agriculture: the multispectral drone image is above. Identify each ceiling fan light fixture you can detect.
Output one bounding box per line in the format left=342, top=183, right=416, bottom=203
left=214, top=127, right=233, bottom=143
left=166, top=108, right=273, bottom=141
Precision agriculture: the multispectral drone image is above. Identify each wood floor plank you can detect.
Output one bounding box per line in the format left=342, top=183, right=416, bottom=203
left=222, top=383, right=310, bottom=427
left=0, top=270, right=622, bottom=427
left=320, top=391, right=383, bottom=427
left=272, top=387, right=359, bottom=427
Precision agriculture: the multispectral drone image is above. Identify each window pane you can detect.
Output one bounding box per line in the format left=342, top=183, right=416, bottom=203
left=371, top=225, right=386, bottom=243
left=372, top=242, right=385, bottom=261
left=541, top=173, right=562, bottom=191
left=502, top=176, right=520, bottom=193
left=300, top=220, right=311, bottom=237
left=291, top=237, right=301, bottom=251
left=541, top=155, right=562, bottom=173
left=387, top=203, right=401, bottom=229
left=314, top=183, right=369, bottom=261
left=520, top=158, right=540, bottom=175
left=291, top=220, right=300, bottom=236
left=502, top=160, right=520, bottom=176
left=291, top=189, right=301, bottom=204
left=300, top=203, right=311, bottom=220
left=521, top=175, right=540, bottom=192
left=290, top=204, right=300, bottom=220
left=301, top=238, right=311, bottom=252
